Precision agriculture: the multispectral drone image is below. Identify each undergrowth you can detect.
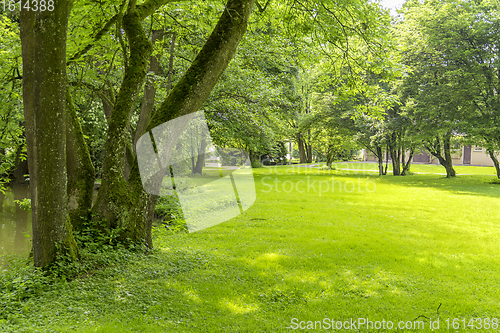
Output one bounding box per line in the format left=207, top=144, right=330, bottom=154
left=0, top=217, right=136, bottom=321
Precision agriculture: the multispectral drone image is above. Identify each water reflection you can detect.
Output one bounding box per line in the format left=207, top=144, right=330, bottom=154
left=0, top=184, right=32, bottom=259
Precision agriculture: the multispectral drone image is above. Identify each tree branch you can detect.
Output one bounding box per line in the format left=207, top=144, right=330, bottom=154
left=147, top=0, right=257, bottom=130
left=67, top=13, right=120, bottom=65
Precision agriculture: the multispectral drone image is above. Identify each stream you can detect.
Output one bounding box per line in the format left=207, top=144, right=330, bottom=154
left=0, top=184, right=32, bottom=260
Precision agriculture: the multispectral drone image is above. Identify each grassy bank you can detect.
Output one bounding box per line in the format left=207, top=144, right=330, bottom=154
left=1, top=165, right=500, bottom=332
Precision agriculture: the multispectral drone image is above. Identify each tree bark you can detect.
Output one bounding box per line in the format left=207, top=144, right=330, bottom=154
left=306, top=130, right=312, bottom=163
left=148, top=0, right=256, bottom=128
left=389, top=135, right=401, bottom=176
left=97, top=87, right=115, bottom=124
left=133, top=29, right=165, bottom=151
left=66, top=92, right=95, bottom=231
left=193, top=139, right=208, bottom=174
left=401, top=147, right=414, bottom=176
left=20, top=1, right=79, bottom=267
left=384, top=144, right=389, bottom=175
left=249, top=150, right=260, bottom=168
left=95, top=0, right=256, bottom=247
left=94, top=5, right=154, bottom=230
left=376, top=145, right=384, bottom=176
left=306, top=142, right=312, bottom=163
left=298, top=135, right=307, bottom=163
left=426, top=134, right=456, bottom=177
left=488, top=150, right=500, bottom=179
left=326, top=145, right=335, bottom=167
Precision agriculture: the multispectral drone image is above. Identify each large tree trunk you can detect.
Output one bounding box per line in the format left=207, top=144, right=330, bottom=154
left=384, top=144, right=389, bottom=175
left=326, top=145, right=335, bottom=167
left=306, top=130, right=312, bottom=163
left=95, top=0, right=256, bottom=247
left=306, top=142, right=313, bottom=163
left=297, top=133, right=312, bottom=163
left=442, top=137, right=456, bottom=177
left=148, top=0, right=256, bottom=127
left=20, top=1, right=79, bottom=267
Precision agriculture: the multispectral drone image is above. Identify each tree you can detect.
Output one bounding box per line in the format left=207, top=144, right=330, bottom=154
left=397, top=0, right=468, bottom=177
left=0, top=14, right=25, bottom=191
left=19, top=0, right=256, bottom=267
left=20, top=0, right=79, bottom=266
left=17, top=0, right=392, bottom=267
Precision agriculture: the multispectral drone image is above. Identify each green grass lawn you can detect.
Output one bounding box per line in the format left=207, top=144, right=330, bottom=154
left=2, top=165, right=500, bottom=332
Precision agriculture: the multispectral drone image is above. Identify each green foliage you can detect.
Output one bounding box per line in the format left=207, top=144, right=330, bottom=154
left=154, top=194, right=187, bottom=233
left=13, top=198, right=31, bottom=212
left=397, top=0, right=500, bottom=149
left=0, top=216, right=136, bottom=322
left=0, top=14, right=24, bottom=187
left=73, top=215, right=138, bottom=253
left=0, top=256, right=50, bottom=320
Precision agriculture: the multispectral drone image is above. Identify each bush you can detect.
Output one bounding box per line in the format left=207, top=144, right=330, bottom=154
left=155, top=195, right=183, bottom=221
left=154, top=194, right=188, bottom=232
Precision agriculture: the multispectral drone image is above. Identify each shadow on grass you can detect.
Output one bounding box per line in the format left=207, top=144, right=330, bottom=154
left=372, top=174, right=500, bottom=199
left=282, top=169, right=500, bottom=200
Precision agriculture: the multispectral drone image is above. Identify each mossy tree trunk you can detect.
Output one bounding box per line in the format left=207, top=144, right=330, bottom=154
left=93, top=3, right=154, bottom=231
left=133, top=29, right=165, bottom=152
left=94, top=0, right=256, bottom=247
left=20, top=1, right=79, bottom=267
